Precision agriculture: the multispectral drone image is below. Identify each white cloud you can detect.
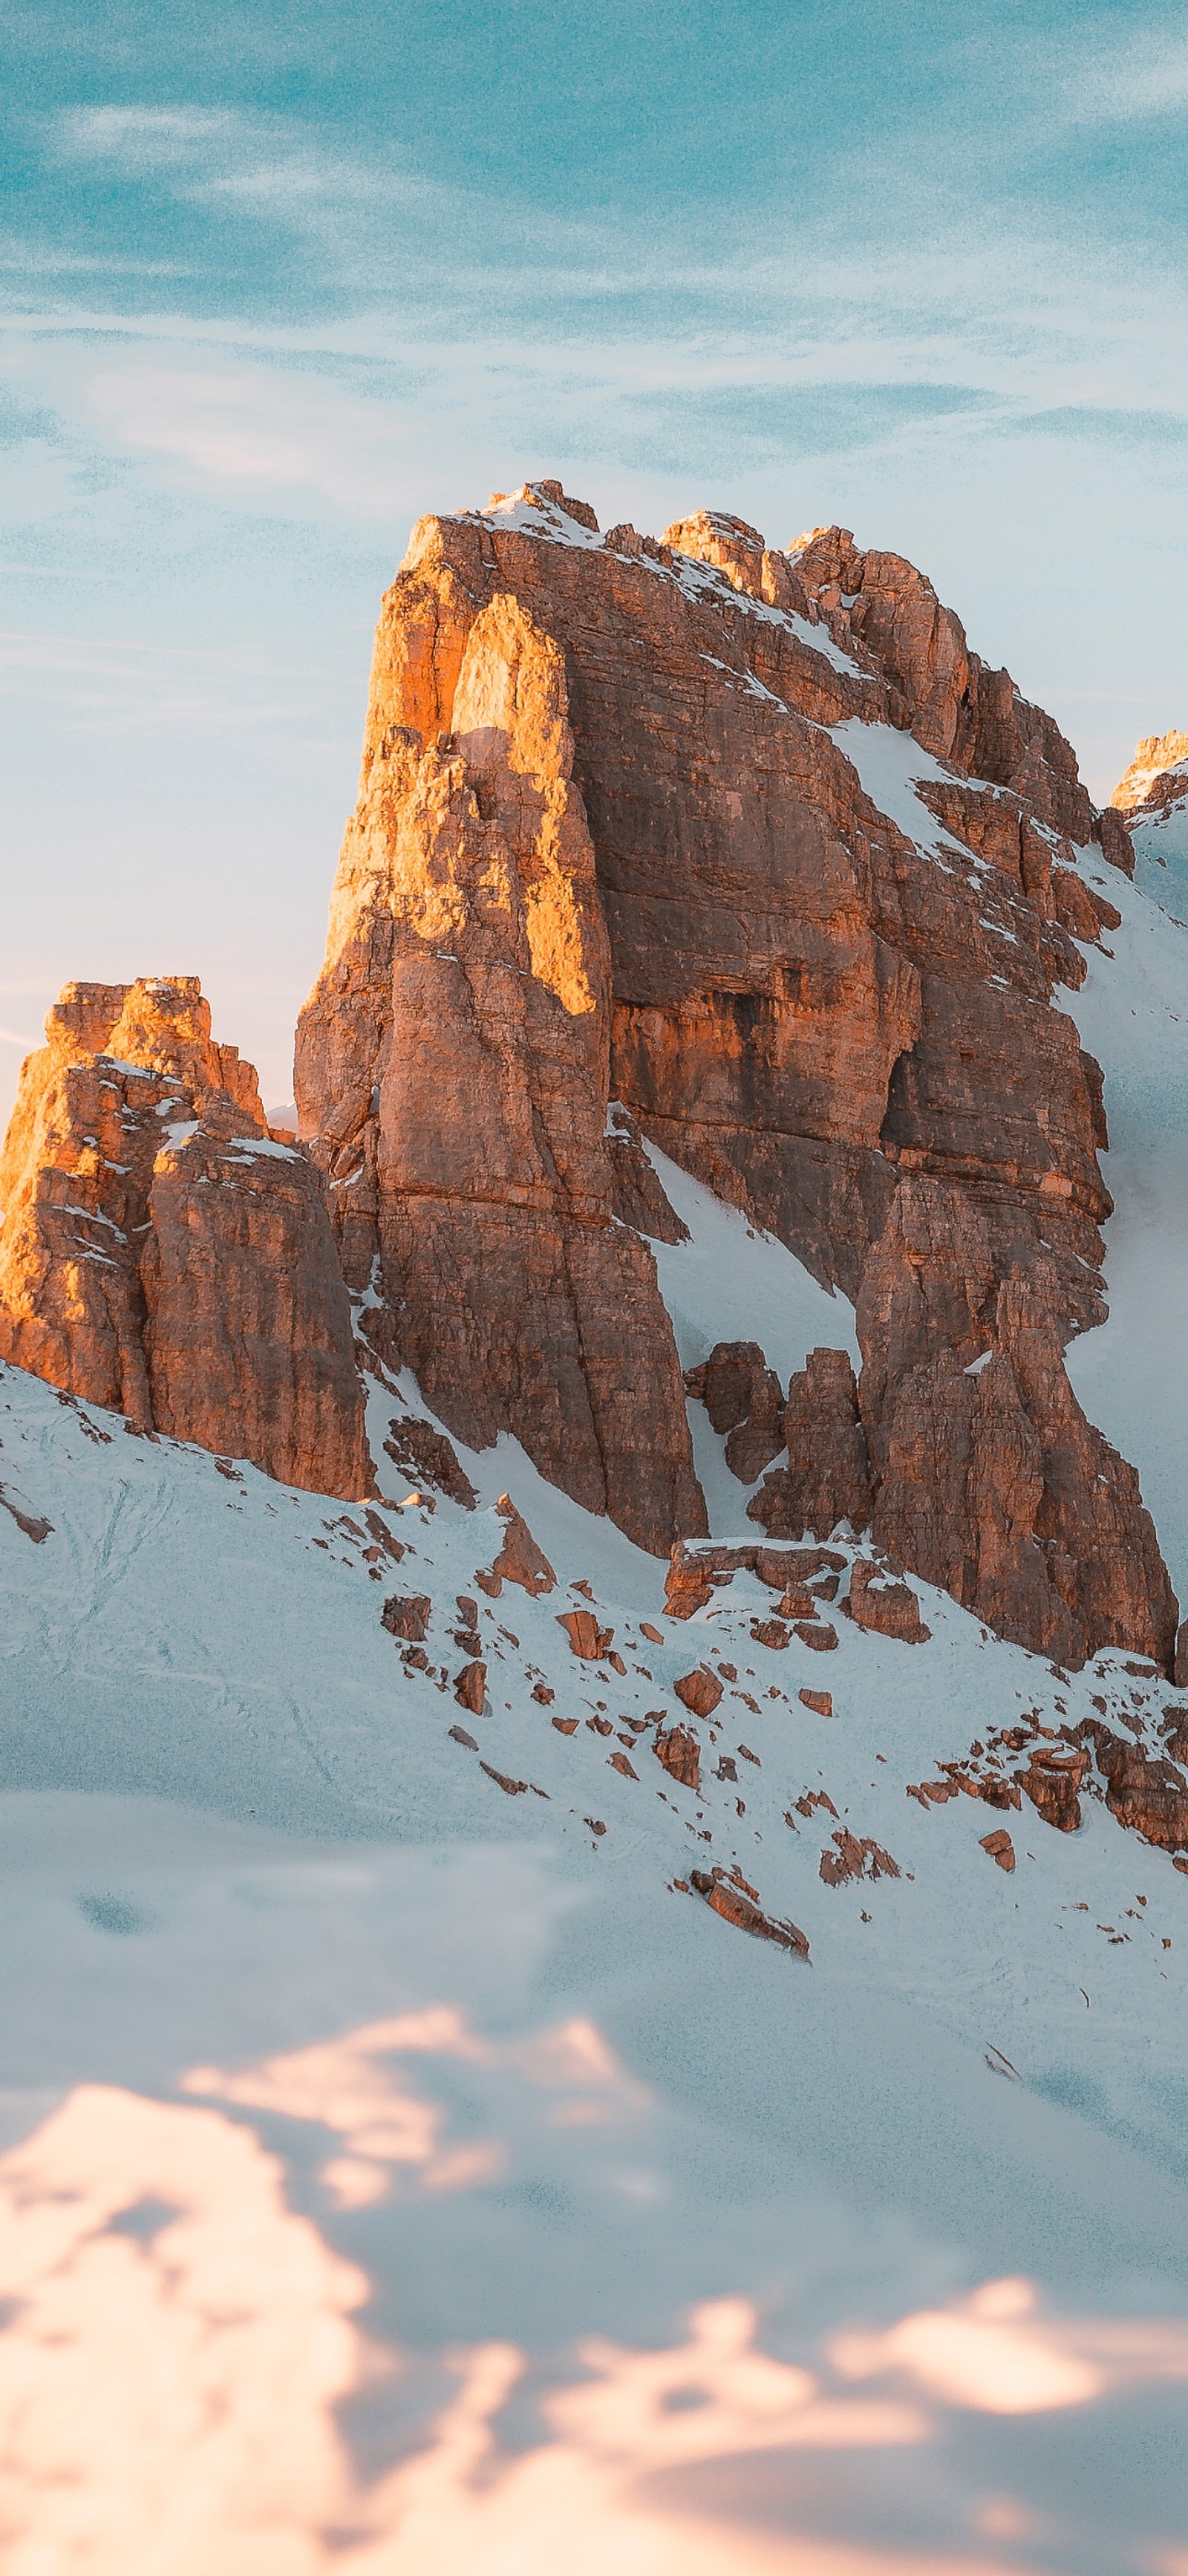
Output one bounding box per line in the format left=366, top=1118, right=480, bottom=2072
left=1068, top=28, right=1188, bottom=123
left=84, top=360, right=410, bottom=516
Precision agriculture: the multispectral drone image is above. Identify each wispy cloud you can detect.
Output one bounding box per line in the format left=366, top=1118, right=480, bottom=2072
left=1066, top=27, right=1188, bottom=123
left=83, top=360, right=411, bottom=515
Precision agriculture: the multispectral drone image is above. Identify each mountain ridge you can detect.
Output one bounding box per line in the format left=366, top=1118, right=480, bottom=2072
left=0, top=478, right=1178, bottom=1679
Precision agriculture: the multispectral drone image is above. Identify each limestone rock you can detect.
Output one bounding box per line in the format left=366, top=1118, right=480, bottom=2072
left=381, top=1593, right=431, bottom=1642
left=654, top=1724, right=700, bottom=1790
left=604, top=1103, right=689, bottom=1242
left=383, top=1416, right=476, bottom=1506
left=665, top=1535, right=848, bottom=1618
left=1112, top=729, right=1188, bottom=819
left=481, top=1760, right=527, bottom=1795
left=819, top=1829, right=900, bottom=1886
left=558, top=1607, right=612, bottom=1659
left=1076, top=1720, right=1188, bottom=1853
left=673, top=1667, right=723, bottom=1718
left=843, top=1559, right=931, bottom=1645
left=795, top=1619, right=838, bottom=1651
left=1107, top=730, right=1188, bottom=877
left=1017, top=1747, right=1086, bottom=1832
left=0, top=979, right=368, bottom=1498
left=295, top=582, right=703, bottom=1557
left=751, top=1347, right=872, bottom=1539
left=0, top=1483, right=52, bottom=1543
left=855, top=1176, right=1176, bottom=1670
left=291, top=478, right=1176, bottom=1665
left=475, top=1494, right=556, bottom=1598
left=688, top=1865, right=810, bottom=1956
left=684, top=1339, right=785, bottom=1484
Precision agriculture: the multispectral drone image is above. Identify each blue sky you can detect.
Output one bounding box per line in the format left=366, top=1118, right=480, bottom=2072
left=2, top=0, right=1187, bottom=1114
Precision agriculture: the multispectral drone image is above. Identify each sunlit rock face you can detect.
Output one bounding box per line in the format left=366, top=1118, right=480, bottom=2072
left=0, top=978, right=369, bottom=1498
left=296, top=583, right=705, bottom=1557
left=298, top=479, right=1175, bottom=1659
left=1112, top=728, right=1188, bottom=824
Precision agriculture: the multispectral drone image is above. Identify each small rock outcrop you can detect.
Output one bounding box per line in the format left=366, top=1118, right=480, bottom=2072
left=685, top=1339, right=784, bottom=1483
left=750, top=1347, right=872, bottom=1538
left=0, top=980, right=369, bottom=1497
left=843, top=1559, right=931, bottom=1645
left=688, top=1864, right=809, bottom=1955
left=475, top=1494, right=556, bottom=1597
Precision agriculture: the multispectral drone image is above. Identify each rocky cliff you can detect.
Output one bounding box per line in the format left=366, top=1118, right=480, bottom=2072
left=1112, top=729, right=1188, bottom=827
left=0, top=979, right=368, bottom=1497
left=1, top=483, right=1176, bottom=1663
left=294, top=584, right=705, bottom=1555
left=296, top=478, right=1175, bottom=1662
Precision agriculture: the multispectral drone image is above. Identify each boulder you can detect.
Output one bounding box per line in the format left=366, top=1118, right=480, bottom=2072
left=1017, top=1747, right=1086, bottom=1833
left=381, top=1593, right=431, bottom=1642
left=844, top=1559, right=931, bottom=1645
left=454, top=1660, right=486, bottom=1713
left=673, top=1668, right=723, bottom=1718
left=819, top=1830, right=900, bottom=1885
left=664, top=1536, right=846, bottom=1619
left=688, top=1866, right=810, bottom=1956
left=558, top=1607, right=613, bottom=1659
left=653, top=1724, right=701, bottom=1790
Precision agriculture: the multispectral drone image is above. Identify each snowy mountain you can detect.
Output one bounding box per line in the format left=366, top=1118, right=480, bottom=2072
left=2, top=487, right=1188, bottom=2572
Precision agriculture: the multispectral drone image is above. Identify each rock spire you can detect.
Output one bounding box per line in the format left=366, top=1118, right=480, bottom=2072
left=0, top=978, right=368, bottom=1497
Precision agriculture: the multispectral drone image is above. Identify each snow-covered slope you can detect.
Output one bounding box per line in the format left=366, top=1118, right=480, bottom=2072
left=1064, top=842, right=1188, bottom=1610
left=4, top=1030, right=1188, bottom=2568
left=1129, top=783, right=1188, bottom=927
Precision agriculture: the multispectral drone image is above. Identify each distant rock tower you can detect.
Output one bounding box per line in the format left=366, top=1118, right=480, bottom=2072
left=0, top=978, right=370, bottom=1497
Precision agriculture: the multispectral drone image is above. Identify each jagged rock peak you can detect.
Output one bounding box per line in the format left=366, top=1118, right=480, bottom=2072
left=434, top=480, right=1126, bottom=856
left=1112, top=729, right=1188, bottom=819
left=297, top=475, right=1175, bottom=1662
left=0, top=978, right=369, bottom=1499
